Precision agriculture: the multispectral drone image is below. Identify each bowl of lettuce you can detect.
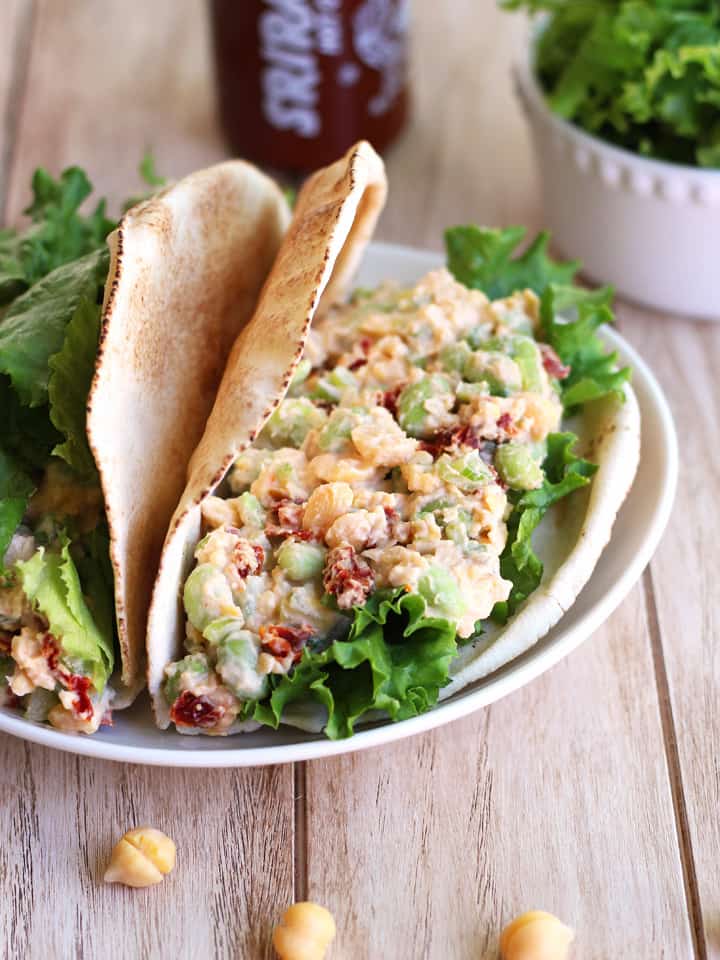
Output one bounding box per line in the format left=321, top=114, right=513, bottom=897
left=510, top=0, right=720, bottom=320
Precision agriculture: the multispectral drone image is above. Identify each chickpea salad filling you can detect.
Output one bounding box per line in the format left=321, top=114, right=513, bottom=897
left=162, top=226, right=630, bottom=739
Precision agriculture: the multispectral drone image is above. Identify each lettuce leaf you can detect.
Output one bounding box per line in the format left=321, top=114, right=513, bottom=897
left=0, top=247, right=108, bottom=406
left=0, top=448, right=35, bottom=570
left=0, top=167, right=115, bottom=305
left=540, top=284, right=631, bottom=407
left=47, top=296, right=102, bottom=478
left=73, top=525, right=116, bottom=649
left=492, top=432, right=597, bottom=623
left=445, top=225, right=630, bottom=409
left=248, top=589, right=458, bottom=739
left=505, top=0, right=720, bottom=168
left=445, top=225, right=578, bottom=299
left=16, top=534, right=113, bottom=691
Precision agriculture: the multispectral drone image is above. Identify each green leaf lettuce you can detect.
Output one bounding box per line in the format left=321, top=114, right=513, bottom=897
left=16, top=534, right=113, bottom=692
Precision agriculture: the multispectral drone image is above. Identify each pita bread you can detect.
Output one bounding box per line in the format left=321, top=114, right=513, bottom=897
left=87, top=161, right=290, bottom=692
left=146, top=142, right=388, bottom=725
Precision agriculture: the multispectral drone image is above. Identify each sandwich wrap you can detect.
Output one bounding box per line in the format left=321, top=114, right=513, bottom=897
left=146, top=141, right=639, bottom=735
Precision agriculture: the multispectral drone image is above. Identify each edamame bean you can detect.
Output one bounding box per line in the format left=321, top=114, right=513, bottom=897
left=494, top=442, right=544, bottom=490
left=183, top=564, right=236, bottom=633
left=276, top=540, right=326, bottom=581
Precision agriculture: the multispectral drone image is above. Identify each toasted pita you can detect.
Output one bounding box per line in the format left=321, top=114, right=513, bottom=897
left=146, top=142, right=388, bottom=725
left=87, top=161, right=290, bottom=693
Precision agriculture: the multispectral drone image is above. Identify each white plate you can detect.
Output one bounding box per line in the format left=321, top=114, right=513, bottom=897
left=0, top=243, right=678, bottom=767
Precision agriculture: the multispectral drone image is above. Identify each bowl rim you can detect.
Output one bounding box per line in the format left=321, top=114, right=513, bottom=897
left=515, top=34, right=720, bottom=184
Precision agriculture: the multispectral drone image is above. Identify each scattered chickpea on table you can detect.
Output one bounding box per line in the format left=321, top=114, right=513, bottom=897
left=272, top=902, right=336, bottom=960
left=104, top=827, right=176, bottom=888
left=500, top=910, right=574, bottom=960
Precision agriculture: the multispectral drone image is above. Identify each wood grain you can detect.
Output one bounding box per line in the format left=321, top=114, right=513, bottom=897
left=0, top=739, right=294, bottom=958
left=619, top=307, right=720, bottom=958
left=0, top=0, right=33, bottom=213
left=0, top=0, right=712, bottom=957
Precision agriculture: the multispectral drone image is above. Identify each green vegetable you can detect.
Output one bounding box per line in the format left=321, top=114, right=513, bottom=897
left=512, top=337, right=544, bottom=392
left=183, top=564, right=234, bottom=632
left=437, top=450, right=493, bottom=492
left=261, top=397, right=327, bottom=448
left=47, top=296, right=101, bottom=478
left=164, top=653, right=210, bottom=705
left=0, top=448, right=35, bottom=568
left=23, top=688, right=59, bottom=723
left=312, top=366, right=357, bottom=404
left=495, top=442, right=545, bottom=490
left=445, top=225, right=578, bottom=300
left=506, top=0, right=720, bottom=168
left=205, top=617, right=269, bottom=700
left=73, top=524, right=117, bottom=649
left=234, top=491, right=265, bottom=530
left=463, top=350, right=520, bottom=394
left=445, top=225, right=630, bottom=408
left=418, top=567, right=466, bottom=619
left=438, top=340, right=472, bottom=373
left=276, top=540, right=326, bottom=582
left=396, top=374, right=451, bottom=438
left=318, top=406, right=368, bottom=452
left=246, top=588, right=457, bottom=739
left=16, top=535, right=114, bottom=691
left=492, top=432, right=597, bottom=622
left=0, top=167, right=114, bottom=305
left=540, top=285, right=630, bottom=407
left=0, top=247, right=108, bottom=407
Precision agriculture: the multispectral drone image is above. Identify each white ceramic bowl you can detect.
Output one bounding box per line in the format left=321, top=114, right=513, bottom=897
left=0, top=244, right=678, bottom=767
left=515, top=56, right=720, bottom=320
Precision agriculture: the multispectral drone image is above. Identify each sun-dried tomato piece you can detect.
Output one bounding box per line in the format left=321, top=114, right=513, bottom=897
left=260, top=623, right=314, bottom=664
left=63, top=674, right=94, bottom=720
left=496, top=412, right=515, bottom=435
left=380, top=384, right=404, bottom=418
left=323, top=545, right=374, bottom=610
left=170, top=691, right=223, bottom=729
left=419, top=424, right=495, bottom=460
left=41, top=635, right=60, bottom=674
left=539, top=343, right=570, bottom=380
left=233, top=541, right=265, bottom=578
left=265, top=499, right=308, bottom=539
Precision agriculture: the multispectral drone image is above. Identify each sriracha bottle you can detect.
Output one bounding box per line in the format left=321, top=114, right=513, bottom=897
left=210, top=0, right=409, bottom=171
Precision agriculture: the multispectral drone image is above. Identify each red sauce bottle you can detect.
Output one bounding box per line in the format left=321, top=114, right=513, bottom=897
left=210, top=0, right=409, bottom=171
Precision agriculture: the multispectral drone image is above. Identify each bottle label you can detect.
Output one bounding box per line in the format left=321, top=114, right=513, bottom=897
left=352, top=0, right=407, bottom=118
left=258, top=0, right=406, bottom=139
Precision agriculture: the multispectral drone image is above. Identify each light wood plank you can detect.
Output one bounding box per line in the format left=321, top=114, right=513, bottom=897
left=620, top=306, right=719, bottom=956
left=304, top=590, right=693, bottom=958
left=1, top=3, right=295, bottom=958
left=4, top=0, right=226, bottom=223
left=0, top=0, right=33, bottom=210
left=0, top=737, right=294, bottom=958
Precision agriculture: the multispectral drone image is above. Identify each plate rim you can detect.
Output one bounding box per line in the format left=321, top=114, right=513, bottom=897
left=0, top=242, right=678, bottom=767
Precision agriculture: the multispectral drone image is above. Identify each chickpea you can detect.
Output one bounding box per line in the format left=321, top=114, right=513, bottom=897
left=103, top=827, right=176, bottom=888
left=272, top=901, right=336, bottom=960
left=500, top=910, right=574, bottom=960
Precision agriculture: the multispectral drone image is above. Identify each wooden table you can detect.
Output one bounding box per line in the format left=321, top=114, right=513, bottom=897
left=0, top=2, right=715, bottom=958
